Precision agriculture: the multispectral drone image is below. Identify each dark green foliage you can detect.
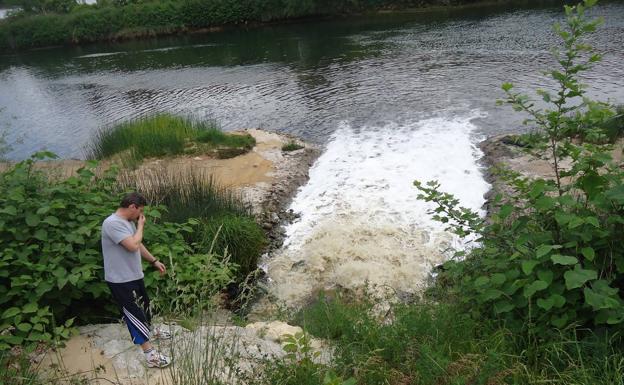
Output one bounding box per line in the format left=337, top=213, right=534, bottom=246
left=416, top=0, right=624, bottom=337
left=0, top=153, right=116, bottom=350
left=196, top=215, right=266, bottom=279
left=0, top=0, right=503, bottom=51
left=0, top=153, right=237, bottom=350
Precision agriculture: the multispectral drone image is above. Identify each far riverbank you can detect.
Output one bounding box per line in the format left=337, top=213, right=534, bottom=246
left=0, top=0, right=569, bottom=52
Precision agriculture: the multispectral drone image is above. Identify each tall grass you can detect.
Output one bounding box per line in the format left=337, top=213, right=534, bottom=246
left=288, top=293, right=624, bottom=385
left=86, top=114, right=255, bottom=166
left=196, top=215, right=267, bottom=279
left=119, top=168, right=251, bottom=223
left=87, top=114, right=205, bottom=160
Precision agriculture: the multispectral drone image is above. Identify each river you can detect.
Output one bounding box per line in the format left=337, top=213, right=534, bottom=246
left=1, top=1, right=623, bottom=304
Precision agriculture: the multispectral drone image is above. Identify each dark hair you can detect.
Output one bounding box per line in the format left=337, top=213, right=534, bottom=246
left=120, top=192, right=147, bottom=208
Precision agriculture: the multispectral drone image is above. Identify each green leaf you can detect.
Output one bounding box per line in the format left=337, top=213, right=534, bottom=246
left=2, top=307, right=20, bottom=319
left=22, top=303, right=38, bottom=313
left=0, top=205, right=17, bottom=216
left=537, top=269, right=553, bottom=284
left=521, top=260, right=540, bottom=275
left=536, top=245, right=554, bottom=259
left=585, top=217, right=600, bottom=228
left=568, top=216, right=584, bottom=229
left=498, top=205, right=513, bottom=219
left=3, top=335, right=23, bottom=345
left=537, top=297, right=555, bottom=311
left=474, top=276, right=490, bottom=287
left=551, top=314, right=569, bottom=329
left=551, top=294, right=566, bottom=308
left=524, top=280, right=549, bottom=297
left=493, top=301, right=515, bottom=314
left=16, top=323, right=32, bottom=332
left=502, top=83, right=514, bottom=92
left=34, top=229, right=48, bottom=241
left=43, top=216, right=60, bottom=226
left=564, top=265, right=597, bottom=290
left=551, top=255, right=578, bottom=265
left=491, top=273, right=506, bottom=285
left=480, top=289, right=504, bottom=301
left=25, top=213, right=41, bottom=227
left=581, top=247, right=595, bottom=261
left=584, top=287, right=620, bottom=310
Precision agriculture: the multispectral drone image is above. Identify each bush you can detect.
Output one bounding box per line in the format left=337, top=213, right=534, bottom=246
left=0, top=153, right=236, bottom=350
left=0, top=153, right=116, bottom=350
left=415, top=0, right=624, bottom=336
left=118, top=168, right=264, bottom=281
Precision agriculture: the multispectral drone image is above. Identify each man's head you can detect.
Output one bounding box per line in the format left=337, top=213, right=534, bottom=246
left=119, top=192, right=147, bottom=220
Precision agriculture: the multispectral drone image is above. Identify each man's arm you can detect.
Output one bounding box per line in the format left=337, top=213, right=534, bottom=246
left=119, top=214, right=145, bottom=252
left=140, top=243, right=166, bottom=275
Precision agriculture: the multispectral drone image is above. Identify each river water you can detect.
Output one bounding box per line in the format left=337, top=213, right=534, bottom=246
left=1, top=1, right=623, bottom=304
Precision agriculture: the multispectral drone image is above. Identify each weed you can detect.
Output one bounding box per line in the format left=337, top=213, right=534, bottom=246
left=282, top=141, right=304, bottom=152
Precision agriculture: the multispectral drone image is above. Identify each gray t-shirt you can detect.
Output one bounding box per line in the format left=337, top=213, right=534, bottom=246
left=101, top=213, right=144, bottom=283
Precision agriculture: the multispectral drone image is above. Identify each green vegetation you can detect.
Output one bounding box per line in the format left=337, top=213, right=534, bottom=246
left=86, top=114, right=255, bottom=167
left=1, top=0, right=507, bottom=51
left=282, top=140, right=305, bottom=152
left=416, top=0, right=624, bottom=335
left=247, top=2, right=624, bottom=385
left=0, top=152, right=241, bottom=351
left=196, top=214, right=267, bottom=279
left=118, top=169, right=267, bottom=280
left=276, top=294, right=624, bottom=385
left=2, top=1, right=623, bottom=384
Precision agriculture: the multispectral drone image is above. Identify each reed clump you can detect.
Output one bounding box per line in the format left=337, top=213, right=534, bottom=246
left=86, top=114, right=255, bottom=167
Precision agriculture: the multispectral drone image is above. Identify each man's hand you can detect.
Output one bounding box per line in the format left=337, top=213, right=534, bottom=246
left=153, top=260, right=166, bottom=276
left=138, top=213, right=146, bottom=227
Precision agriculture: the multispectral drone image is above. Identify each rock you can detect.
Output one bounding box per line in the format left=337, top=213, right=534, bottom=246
left=245, top=321, right=302, bottom=344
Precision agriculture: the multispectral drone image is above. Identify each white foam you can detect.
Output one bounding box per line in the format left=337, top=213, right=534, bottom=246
left=266, top=113, right=490, bottom=306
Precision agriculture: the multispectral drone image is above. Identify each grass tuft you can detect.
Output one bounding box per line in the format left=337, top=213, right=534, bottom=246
left=282, top=141, right=304, bottom=152
left=86, top=114, right=255, bottom=166
left=196, top=214, right=267, bottom=279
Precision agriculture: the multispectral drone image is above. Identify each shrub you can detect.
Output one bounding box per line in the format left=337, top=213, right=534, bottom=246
left=0, top=153, right=236, bottom=350
left=415, top=0, right=624, bottom=336
left=0, top=153, right=116, bottom=350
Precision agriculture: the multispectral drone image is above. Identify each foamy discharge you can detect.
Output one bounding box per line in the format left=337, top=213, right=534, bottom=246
left=266, top=114, right=490, bottom=306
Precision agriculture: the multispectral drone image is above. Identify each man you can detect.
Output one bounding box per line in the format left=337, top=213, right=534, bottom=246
left=101, top=192, right=172, bottom=368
